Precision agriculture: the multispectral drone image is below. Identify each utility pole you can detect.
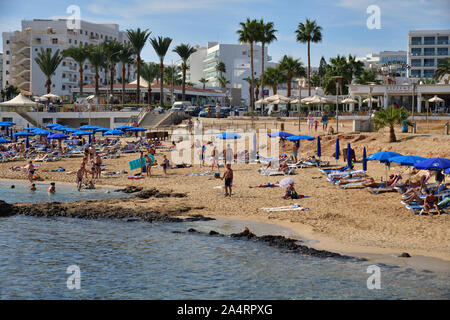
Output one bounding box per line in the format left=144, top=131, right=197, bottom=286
left=332, top=76, right=342, bottom=133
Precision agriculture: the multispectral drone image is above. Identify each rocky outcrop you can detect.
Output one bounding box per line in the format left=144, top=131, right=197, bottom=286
left=187, top=228, right=358, bottom=260
left=0, top=200, right=17, bottom=218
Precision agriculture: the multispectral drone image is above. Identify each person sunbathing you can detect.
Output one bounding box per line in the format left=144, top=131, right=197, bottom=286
left=338, top=175, right=371, bottom=185
left=402, top=188, right=425, bottom=205
left=278, top=162, right=289, bottom=173
left=423, top=190, right=442, bottom=215
left=249, top=181, right=280, bottom=188
left=362, top=177, right=386, bottom=188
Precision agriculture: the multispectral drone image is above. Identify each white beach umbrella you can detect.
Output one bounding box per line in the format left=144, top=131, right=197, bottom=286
left=341, top=97, right=358, bottom=104
left=0, top=93, right=37, bottom=107
left=41, top=93, right=61, bottom=100
left=265, top=94, right=291, bottom=104
left=301, top=94, right=330, bottom=104
left=255, top=98, right=268, bottom=105
left=428, top=95, right=444, bottom=103
left=290, top=98, right=301, bottom=104
left=363, top=97, right=378, bottom=103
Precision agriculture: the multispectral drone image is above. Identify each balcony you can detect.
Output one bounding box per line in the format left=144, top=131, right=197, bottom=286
left=423, top=40, right=435, bottom=45
left=437, top=40, right=449, bottom=45
left=437, top=50, right=449, bottom=56
left=410, top=41, right=422, bottom=46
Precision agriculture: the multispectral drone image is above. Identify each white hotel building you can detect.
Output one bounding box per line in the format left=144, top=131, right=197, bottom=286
left=2, top=19, right=135, bottom=98
left=407, top=29, right=450, bottom=79
left=186, top=42, right=276, bottom=104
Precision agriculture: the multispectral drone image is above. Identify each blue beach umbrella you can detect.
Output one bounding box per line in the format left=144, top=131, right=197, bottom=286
left=46, top=123, right=63, bottom=129
left=115, top=125, right=134, bottom=130
left=216, top=132, right=241, bottom=140
left=367, top=151, right=402, bottom=180
left=346, top=143, right=352, bottom=169
left=414, top=158, right=450, bottom=171
left=317, top=136, right=321, bottom=158
left=267, top=132, right=294, bottom=138
left=366, top=151, right=402, bottom=163
left=32, top=129, right=53, bottom=135
left=13, top=131, right=35, bottom=137
left=335, top=138, right=340, bottom=162
left=103, top=129, right=125, bottom=136
left=47, top=133, right=69, bottom=140
left=93, top=127, right=110, bottom=133
left=79, top=125, right=101, bottom=130
left=0, top=137, right=10, bottom=144
left=124, top=127, right=147, bottom=132
left=286, top=135, right=314, bottom=141
left=444, top=168, right=450, bottom=175
left=72, top=130, right=94, bottom=144
left=388, top=155, right=428, bottom=167
left=362, top=147, right=367, bottom=172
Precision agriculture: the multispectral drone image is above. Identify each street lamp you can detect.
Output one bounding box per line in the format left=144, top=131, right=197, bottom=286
left=367, top=82, right=376, bottom=117
left=332, top=76, right=342, bottom=133
left=411, top=82, right=417, bottom=121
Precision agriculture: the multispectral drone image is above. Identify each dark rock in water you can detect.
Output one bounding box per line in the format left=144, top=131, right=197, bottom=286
left=209, top=230, right=219, bottom=236
left=115, top=186, right=143, bottom=193
left=188, top=228, right=197, bottom=233
left=0, top=200, right=17, bottom=218
left=184, top=215, right=215, bottom=222
left=399, top=252, right=411, bottom=258
left=230, top=229, right=256, bottom=239
left=134, top=188, right=187, bottom=199
left=126, top=218, right=139, bottom=222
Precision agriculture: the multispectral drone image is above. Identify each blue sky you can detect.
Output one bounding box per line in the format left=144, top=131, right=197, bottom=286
left=1, top=0, right=449, bottom=66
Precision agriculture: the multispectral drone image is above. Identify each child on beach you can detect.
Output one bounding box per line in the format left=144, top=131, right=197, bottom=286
left=221, top=164, right=233, bottom=197
left=162, top=155, right=170, bottom=174
left=30, top=183, right=36, bottom=191
left=314, top=118, right=319, bottom=132
left=145, top=154, right=152, bottom=177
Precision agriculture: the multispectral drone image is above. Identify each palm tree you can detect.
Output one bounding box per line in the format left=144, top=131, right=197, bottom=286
left=117, top=45, right=135, bottom=105
left=63, top=44, right=88, bottom=95
left=140, top=62, right=159, bottom=105
left=263, top=66, right=287, bottom=111
left=237, top=18, right=260, bottom=111
left=218, top=76, right=230, bottom=89
left=150, top=36, right=173, bottom=106
left=279, top=55, right=306, bottom=110
left=215, top=62, right=226, bottom=78
left=254, top=77, right=261, bottom=102
left=433, top=58, right=450, bottom=83
left=355, top=70, right=378, bottom=85
left=86, top=44, right=105, bottom=96
left=173, top=43, right=197, bottom=101
left=372, top=106, right=411, bottom=142
left=347, top=54, right=364, bottom=83
left=295, top=19, right=322, bottom=96
left=35, top=48, right=63, bottom=94
left=102, top=40, right=123, bottom=101
left=258, top=19, right=277, bottom=101
left=199, top=78, right=208, bottom=90
left=127, top=28, right=151, bottom=105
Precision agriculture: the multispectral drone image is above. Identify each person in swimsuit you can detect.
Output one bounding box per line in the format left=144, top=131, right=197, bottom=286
left=94, top=153, right=102, bottom=179
left=145, top=154, right=152, bottom=177
left=307, top=112, right=313, bottom=132
left=25, top=160, right=35, bottom=183
left=211, top=146, right=220, bottom=171
left=76, top=167, right=84, bottom=191
left=48, top=182, right=56, bottom=193
left=30, top=183, right=36, bottom=191
left=222, top=163, right=233, bottom=197
left=249, top=181, right=280, bottom=188
left=162, top=155, right=170, bottom=174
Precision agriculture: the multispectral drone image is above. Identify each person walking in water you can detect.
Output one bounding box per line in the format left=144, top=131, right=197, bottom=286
left=25, top=160, right=35, bottom=183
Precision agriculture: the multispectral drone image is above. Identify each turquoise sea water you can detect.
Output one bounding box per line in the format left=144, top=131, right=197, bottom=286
left=0, top=183, right=449, bottom=299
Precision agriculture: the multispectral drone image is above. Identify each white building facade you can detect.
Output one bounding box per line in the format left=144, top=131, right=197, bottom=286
left=186, top=42, right=272, bottom=105
left=407, top=29, right=450, bottom=79
left=2, top=19, right=135, bottom=98
left=0, top=52, right=3, bottom=91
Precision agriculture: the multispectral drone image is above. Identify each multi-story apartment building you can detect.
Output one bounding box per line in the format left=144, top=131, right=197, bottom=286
left=0, top=52, right=3, bottom=91
left=407, top=29, right=450, bottom=79
left=357, top=51, right=407, bottom=77
left=185, top=42, right=273, bottom=104
left=2, top=19, right=136, bottom=98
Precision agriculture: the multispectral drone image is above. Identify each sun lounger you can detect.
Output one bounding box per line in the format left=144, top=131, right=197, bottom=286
left=259, top=168, right=296, bottom=176
left=406, top=197, right=450, bottom=215
left=327, top=170, right=364, bottom=180
left=261, top=204, right=309, bottom=212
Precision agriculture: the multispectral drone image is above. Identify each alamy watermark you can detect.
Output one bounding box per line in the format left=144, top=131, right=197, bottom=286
left=366, top=265, right=381, bottom=290
left=66, top=5, right=81, bottom=30
left=67, top=265, right=81, bottom=290
left=366, top=5, right=381, bottom=30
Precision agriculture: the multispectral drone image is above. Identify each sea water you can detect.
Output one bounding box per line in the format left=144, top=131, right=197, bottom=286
left=0, top=184, right=449, bottom=299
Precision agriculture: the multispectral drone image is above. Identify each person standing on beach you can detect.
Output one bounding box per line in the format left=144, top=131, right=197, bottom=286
left=307, top=112, right=313, bottom=132
left=322, top=112, right=328, bottom=131
left=211, top=146, right=220, bottom=171
left=76, top=167, right=84, bottom=191
left=24, top=160, right=35, bottom=183
left=94, top=153, right=102, bottom=179
left=292, top=141, right=299, bottom=163
left=145, top=154, right=152, bottom=177
left=221, top=163, right=233, bottom=197
left=162, top=155, right=170, bottom=174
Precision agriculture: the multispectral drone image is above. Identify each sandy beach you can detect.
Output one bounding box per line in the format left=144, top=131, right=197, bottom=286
left=1, top=119, right=450, bottom=265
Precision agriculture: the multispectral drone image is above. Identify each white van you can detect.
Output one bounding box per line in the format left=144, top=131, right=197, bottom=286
left=170, top=101, right=192, bottom=111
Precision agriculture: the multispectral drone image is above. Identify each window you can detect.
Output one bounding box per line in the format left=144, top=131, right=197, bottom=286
left=62, top=85, right=66, bottom=90
left=437, top=48, right=448, bottom=56
left=6, top=50, right=9, bottom=55
left=6, top=60, right=9, bottom=65
left=424, top=36, right=435, bottom=45
left=75, top=40, right=77, bottom=44
left=411, top=70, right=421, bottom=78
left=411, top=48, right=421, bottom=56
left=411, top=59, right=421, bottom=67
left=6, top=40, right=9, bottom=44
left=411, top=37, right=421, bottom=45
left=424, top=48, right=435, bottom=56
left=424, top=58, right=434, bottom=67
left=437, top=36, right=448, bottom=44
left=62, top=61, right=66, bottom=66
left=69, top=39, right=72, bottom=44
left=52, top=38, right=58, bottom=44
left=62, top=73, right=66, bottom=78
left=423, top=69, right=434, bottom=78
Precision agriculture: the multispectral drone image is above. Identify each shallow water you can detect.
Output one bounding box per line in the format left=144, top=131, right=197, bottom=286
left=0, top=179, right=128, bottom=203
left=0, top=215, right=448, bottom=299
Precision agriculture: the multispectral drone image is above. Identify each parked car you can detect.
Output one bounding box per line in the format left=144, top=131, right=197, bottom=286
left=185, top=106, right=202, bottom=117
left=170, top=101, right=192, bottom=111
left=199, top=107, right=216, bottom=118
left=219, top=107, right=232, bottom=118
